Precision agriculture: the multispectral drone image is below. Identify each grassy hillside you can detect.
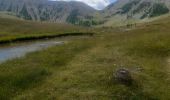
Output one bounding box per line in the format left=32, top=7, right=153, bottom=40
left=0, top=17, right=93, bottom=43
left=99, top=0, right=170, bottom=27
left=0, top=15, right=170, bottom=99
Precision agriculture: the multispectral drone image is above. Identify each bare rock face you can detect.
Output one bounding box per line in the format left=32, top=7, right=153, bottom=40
left=115, top=68, right=133, bottom=85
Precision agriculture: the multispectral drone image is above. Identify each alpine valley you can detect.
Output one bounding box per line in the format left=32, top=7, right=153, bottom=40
left=0, top=0, right=170, bottom=26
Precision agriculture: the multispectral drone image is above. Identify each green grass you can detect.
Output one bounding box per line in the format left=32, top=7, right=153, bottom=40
left=0, top=16, right=170, bottom=99
left=0, top=17, right=93, bottom=43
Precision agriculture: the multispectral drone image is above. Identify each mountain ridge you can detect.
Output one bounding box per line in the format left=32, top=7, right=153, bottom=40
left=98, top=0, right=170, bottom=26
left=0, top=0, right=170, bottom=26
left=0, top=0, right=96, bottom=23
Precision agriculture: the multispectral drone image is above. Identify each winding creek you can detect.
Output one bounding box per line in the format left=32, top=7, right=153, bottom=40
left=0, top=40, right=65, bottom=63
left=0, top=33, right=93, bottom=63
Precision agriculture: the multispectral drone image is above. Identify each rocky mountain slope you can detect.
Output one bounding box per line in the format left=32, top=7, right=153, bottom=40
left=100, top=0, right=170, bottom=26
left=0, top=0, right=96, bottom=24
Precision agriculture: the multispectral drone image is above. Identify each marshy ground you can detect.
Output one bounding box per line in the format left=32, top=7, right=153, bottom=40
left=0, top=16, right=170, bottom=99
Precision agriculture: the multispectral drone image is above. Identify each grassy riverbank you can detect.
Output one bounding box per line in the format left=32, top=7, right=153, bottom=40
left=0, top=16, right=170, bottom=99
left=0, top=17, right=93, bottom=44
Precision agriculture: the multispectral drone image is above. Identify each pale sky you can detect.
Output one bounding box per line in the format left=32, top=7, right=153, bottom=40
left=50, top=0, right=117, bottom=10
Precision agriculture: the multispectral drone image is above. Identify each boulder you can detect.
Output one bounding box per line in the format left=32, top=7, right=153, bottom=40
left=115, top=68, right=133, bottom=85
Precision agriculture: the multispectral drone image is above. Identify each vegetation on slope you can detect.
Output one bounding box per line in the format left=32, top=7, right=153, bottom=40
left=121, top=0, right=140, bottom=14
left=66, top=11, right=104, bottom=27
left=133, top=1, right=151, bottom=14
left=150, top=3, right=169, bottom=17
left=141, top=3, right=169, bottom=19
left=0, top=15, right=170, bottom=99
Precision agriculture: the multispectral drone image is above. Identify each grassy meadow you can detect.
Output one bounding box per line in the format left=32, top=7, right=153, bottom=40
left=0, top=15, right=170, bottom=100
left=0, top=17, right=93, bottom=43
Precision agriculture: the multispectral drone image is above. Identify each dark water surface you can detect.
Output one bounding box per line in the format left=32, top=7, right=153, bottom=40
left=0, top=40, right=64, bottom=63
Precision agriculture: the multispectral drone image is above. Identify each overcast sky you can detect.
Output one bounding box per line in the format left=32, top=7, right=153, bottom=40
left=50, top=0, right=117, bottom=10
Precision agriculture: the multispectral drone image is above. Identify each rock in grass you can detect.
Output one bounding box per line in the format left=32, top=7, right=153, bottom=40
left=115, top=68, right=133, bottom=85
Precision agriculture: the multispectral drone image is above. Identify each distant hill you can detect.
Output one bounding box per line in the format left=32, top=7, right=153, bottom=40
left=0, top=0, right=96, bottom=24
left=99, top=0, right=170, bottom=26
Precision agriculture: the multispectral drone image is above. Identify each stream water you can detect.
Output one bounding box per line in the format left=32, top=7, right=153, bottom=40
left=0, top=40, right=64, bottom=63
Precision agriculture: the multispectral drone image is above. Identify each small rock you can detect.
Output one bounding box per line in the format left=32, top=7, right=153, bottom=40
left=115, top=68, right=133, bottom=85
